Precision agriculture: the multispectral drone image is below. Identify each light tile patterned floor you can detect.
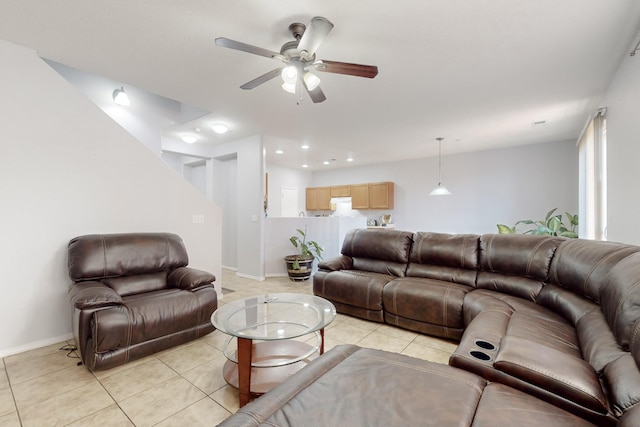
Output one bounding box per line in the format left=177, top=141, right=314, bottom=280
left=0, top=270, right=458, bottom=426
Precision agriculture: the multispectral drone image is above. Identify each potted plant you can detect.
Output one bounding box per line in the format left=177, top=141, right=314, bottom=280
left=285, top=226, right=324, bottom=281
left=497, top=208, right=579, bottom=238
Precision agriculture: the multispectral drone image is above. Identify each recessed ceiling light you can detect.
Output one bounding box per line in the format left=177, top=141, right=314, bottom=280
left=301, top=144, right=310, bottom=149
left=181, top=134, right=197, bottom=144
left=346, top=157, right=354, bottom=162
left=212, top=124, right=229, bottom=134
left=302, top=164, right=308, bottom=168
left=276, top=150, right=284, bottom=154
left=323, top=160, right=330, bottom=165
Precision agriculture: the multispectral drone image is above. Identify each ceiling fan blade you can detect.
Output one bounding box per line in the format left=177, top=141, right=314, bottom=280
left=240, top=68, right=283, bottom=90
left=305, top=85, right=327, bottom=103
left=313, top=60, right=378, bottom=79
left=297, top=17, right=334, bottom=59
left=215, top=37, right=280, bottom=59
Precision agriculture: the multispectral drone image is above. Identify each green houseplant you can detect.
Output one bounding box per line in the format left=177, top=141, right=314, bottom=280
left=497, top=208, right=579, bottom=238
left=285, top=226, right=324, bottom=281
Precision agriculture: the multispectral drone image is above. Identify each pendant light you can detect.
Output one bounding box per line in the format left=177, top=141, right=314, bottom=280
left=112, top=87, right=130, bottom=106
left=430, top=137, right=452, bottom=196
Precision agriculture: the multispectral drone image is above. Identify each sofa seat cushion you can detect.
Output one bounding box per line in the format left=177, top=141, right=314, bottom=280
left=313, top=270, right=393, bottom=312
left=383, top=277, right=470, bottom=329
left=221, top=344, right=486, bottom=427
left=473, top=382, right=599, bottom=427
left=463, top=289, right=573, bottom=329
left=494, top=336, right=608, bottom=414
left=92, top=288, right=214, bottom=353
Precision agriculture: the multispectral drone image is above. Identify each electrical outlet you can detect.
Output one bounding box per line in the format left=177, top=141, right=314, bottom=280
left=192, top=214, right=205, bottom=224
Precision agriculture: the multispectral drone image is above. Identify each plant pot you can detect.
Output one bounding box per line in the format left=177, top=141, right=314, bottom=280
left=284, top=255, right=314, bottom=282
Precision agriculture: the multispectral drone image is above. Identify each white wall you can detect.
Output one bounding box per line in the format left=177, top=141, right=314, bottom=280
left=265, top=164, right=311, bottom=217
left=601, top=30, right=640, bottom=245
left=311, top=140, right=578, bottom=235
left=0, top=39, right=222, bottom=357
left=212, top=136, right=265, bottom=280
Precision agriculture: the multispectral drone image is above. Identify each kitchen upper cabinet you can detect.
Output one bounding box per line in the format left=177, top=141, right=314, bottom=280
left=306, top=187, right=331, bottom=210
left=307, top=182, right=394, bottom=210
left=317, top=187, right=331, bottom=209
left=369, top=182, right=394, bottom=209
left=350, top=184, right=369, bottom=209
left=330, top=185, right=351, bottom=197
left=305, top=188, right=318, bottom=210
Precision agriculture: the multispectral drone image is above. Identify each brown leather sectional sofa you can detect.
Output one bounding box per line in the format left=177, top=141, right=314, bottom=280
left=67, top=233, right=217, bottom=371
left=221, top=229, right=640, bottom=426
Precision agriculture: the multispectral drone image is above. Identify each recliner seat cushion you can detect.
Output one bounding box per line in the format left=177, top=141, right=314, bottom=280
left=383, top=277, right=469, bottom=329
left=313, top=270, right=392, bottom=312
left=92, top=288, right=210, bottom=353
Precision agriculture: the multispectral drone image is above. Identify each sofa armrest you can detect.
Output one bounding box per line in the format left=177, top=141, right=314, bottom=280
left=494, top=335, right=608, bottom=414
left=318, top=255, right=353, bottom=272
left=68, top=281, right=123, bottom=309
left=167, top=267, right=215, bottom=290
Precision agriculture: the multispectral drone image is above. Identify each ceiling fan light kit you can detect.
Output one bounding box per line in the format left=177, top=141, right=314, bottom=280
left=215, top=16, right=378, bottom=103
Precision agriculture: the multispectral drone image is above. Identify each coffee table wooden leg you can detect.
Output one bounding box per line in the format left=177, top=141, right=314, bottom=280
left=320, top=328, right=325, bottom=355
left=237, top=337, right=253, bottom=407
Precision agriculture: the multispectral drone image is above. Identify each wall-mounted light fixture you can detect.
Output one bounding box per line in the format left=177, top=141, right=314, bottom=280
left=429, top=137, right=452, bottom=196
left=112, top=87, right=130, bottom=106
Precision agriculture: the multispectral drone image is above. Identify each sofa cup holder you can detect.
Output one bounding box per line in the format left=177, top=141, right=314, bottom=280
left=469, top=350, right=492, bottom=361
left=474, top=340, right=496, bottom=351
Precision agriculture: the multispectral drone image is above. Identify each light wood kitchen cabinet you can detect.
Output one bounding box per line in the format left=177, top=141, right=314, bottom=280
left=350, top=184, right=370, bottom=209
left=305, top=187, right=318, bottom=210
left=317, top=187, right=331, bottom=209
left=330, top=185, right=351, bottom=197
left=307, top=182, right=394, bottom=210
left=306, top=187, right=332, bottom=210
left=369, top=182, right=394, bottom=209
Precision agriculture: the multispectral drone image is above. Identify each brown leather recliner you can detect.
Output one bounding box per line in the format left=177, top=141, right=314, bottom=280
left=67, top=232, right=217, bottom=371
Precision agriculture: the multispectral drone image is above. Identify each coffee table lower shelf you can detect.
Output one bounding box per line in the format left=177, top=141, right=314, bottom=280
left=222, top=340, right=318, bottom=398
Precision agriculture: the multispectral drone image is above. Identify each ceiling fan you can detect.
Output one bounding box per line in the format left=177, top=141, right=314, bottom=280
left=215, top=16, right=378, bottom=103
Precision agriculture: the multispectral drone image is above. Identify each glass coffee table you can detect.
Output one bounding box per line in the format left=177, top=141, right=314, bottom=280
left=211, top=293, right=336, bottom=407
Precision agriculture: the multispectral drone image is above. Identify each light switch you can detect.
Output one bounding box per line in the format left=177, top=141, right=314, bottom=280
left=192, top=214, right=205, bottom=224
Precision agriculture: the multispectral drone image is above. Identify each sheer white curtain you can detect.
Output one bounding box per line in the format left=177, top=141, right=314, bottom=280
left=578, top=108, right=607, bottom=240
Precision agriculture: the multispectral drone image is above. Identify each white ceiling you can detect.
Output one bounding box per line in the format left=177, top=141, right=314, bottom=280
left=1, top=1, right=639, bottom=170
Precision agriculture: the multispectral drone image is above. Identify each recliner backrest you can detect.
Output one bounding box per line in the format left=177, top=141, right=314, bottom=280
left=406, top=232, right=479, bottom=286
left=548, top=239, right=640, bottom=304
left=68, top=233, right=189, bottom=282
left=477, top=234, right=563, bottom=301
left=341, top=229, right=413, bottom=277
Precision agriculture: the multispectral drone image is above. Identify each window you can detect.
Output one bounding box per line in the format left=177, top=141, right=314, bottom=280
left=578, top=109, right=607, bottom=240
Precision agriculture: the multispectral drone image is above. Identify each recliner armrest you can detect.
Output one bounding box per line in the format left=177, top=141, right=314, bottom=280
left=167, top=267, right=215, bottom=290
left=318, top=255, right=353, bottom=271
left=68, top=281, right=123, bottom=309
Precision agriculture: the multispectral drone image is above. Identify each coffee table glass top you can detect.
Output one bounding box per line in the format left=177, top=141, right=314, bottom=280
left=211, top=293, right=336, bottom=341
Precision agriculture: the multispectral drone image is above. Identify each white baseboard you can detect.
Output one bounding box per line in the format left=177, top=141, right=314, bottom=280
left=235, top=272, right=265, bottom=281
left=0, top=333, right=74, bottom=358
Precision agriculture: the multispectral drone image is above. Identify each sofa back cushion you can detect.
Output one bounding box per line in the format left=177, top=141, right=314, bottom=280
left=68, top=233, right=189, bottom=281
left=341, top=229, right=413, bottom=277
left=406, top=232, right=479, bottom=286
left=548, top=239, right=640, bottom=304
left=477, top=234, right=563, bottom=301
left=599, top=252, right=640, bottom=349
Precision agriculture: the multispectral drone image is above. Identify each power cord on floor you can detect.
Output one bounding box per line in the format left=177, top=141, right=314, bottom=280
left=59, top=344, right=83, bottom=365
